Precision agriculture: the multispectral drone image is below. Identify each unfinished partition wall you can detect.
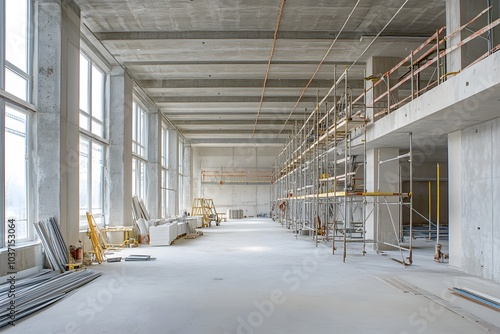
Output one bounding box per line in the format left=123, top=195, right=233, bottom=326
left=193, top=147, right=280, bottom=217
left=449, top=118, right=500, bottom=283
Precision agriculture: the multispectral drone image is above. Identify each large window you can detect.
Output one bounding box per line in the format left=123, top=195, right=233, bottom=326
left=1, top=0, right=34, bottom=246
left=79, top=138, right=105, bottom=226
left=161, top=124, right=169, bottom=218
left=132, top=100, right=147, bottom=201
left=3, top=0, right=31, bottom=102
left=79, top=53, right=105, bottom=138
left=178, top=137, right=184, bottom=214
left=79, top=52, right=107, bottom=228
left=3, top=105, right=31, bottom=244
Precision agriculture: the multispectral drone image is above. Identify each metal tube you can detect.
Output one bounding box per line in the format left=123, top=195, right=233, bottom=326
left=343, top=69, right=348, bottom=263
left=408, top=132, right=413, bottom=264
left=332, top=66, right=337, bottom=255
left=428, top=181, right=432, bottom=240
left=437, top=163, right=440, bottom=244
left=410, top=52, right=414, bottom=100
left=436, top=30, right=440, bottom=84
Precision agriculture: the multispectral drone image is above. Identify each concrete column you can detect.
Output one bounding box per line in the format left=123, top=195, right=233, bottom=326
left=146, top=109, right=161, bottom=218
left=365, top=57, right=401, bottom=122
left=108, top=68, right=133, bottom=227
left=167, top=129, right=178, bottom=216
left=183, top=144, right=192, bottom=214
left=35, top=0, right=80, bottom=246
left=448, top=130, right=462, bottom=269
left=365, top=148, right=400, bottom=250
left=446, top=0, right=488, bottom=73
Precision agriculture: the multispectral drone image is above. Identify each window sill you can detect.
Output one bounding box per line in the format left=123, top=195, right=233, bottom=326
left=0, top=240, right=41, bottom=254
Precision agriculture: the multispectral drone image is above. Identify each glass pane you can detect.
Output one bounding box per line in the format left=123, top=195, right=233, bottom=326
left=5, top=0, right=28, bottom=72
left=91, top=119, right=103, bottom=138
left=79, top=54, right=90, bottom=113
left=5, top=68, right=28, bottom=101
left=132, top=103, right=137, bottom=143
left=91, top=143, right=104, bottom=214
left=139, top=160, right=146, bottom=200
left=91, top=65, right=105, bottom=122
left=4, top=107, right=28, bottom=239
left=80, top=113, right=90, bottom=132
left=132, top=158, right=137, bottom=196
left=79, top=138, right=90, bottom=216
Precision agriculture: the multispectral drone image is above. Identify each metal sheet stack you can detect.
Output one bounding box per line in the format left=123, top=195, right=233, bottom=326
left=0, top=269, right=101, bottom=329
left=34, top=217, right=70, bottom=272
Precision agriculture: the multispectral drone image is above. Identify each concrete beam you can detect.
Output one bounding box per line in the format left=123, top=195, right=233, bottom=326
left=96, top=30, right=429, bottom=41
left=179, top=127, right=293, bottom=137
left=189, top=138, right=288, bottom=145
left=125, top=60, right=358, bottom=66
left=173, top=120, right=295, bottom=126
left=138, top=79, right=351, bottom=89
left=153, top=96, right=339, bottom=103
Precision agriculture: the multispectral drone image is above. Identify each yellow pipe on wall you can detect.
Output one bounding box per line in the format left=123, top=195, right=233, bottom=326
left=428, top=181, right=432, bottom=240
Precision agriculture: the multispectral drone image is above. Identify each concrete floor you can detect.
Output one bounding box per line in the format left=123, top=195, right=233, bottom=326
left=5, top=218, right=500, bottom=334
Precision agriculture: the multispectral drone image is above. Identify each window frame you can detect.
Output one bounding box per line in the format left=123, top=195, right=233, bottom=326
left=132, top=100, right=148, bottom=159
left=161, top=123, right=169, bottom=218
left=2, top=102, right=33, bottom=245
left=79, top=135, right=106, bottom=229
left=79, top=52, right=107, bottom=139
left=2, top=0, right=33, bottom=103
left=178, top=136, right=184, bottom=214
left=1, top=0, right=35, bottom=247
left=78, top=51, right=109, bottom=230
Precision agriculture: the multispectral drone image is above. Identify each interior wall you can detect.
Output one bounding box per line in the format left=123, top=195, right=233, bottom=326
left=192, top=146, right=280, bottom=217
left=401, top=161, right=449, bottom=227
left=456, top=117, right=500, bottom=282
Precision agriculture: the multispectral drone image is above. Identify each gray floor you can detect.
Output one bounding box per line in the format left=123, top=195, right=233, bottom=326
left=4, top=218, right=500, bottom=334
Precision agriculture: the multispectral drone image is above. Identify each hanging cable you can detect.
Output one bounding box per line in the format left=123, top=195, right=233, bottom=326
left=348, top=0, right=411, bottom=70
left=252, top=0, right=287, bottom=138
left=277, top=0, right=362, bottom=137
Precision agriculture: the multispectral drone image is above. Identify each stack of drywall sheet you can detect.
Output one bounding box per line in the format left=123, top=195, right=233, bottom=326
left=228, top=209, right=244, bottom=219
left=149, top=221, right=178, bottom=246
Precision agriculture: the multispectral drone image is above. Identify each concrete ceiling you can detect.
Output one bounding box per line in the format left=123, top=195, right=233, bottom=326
left=75, top=0, right=446, bottom=146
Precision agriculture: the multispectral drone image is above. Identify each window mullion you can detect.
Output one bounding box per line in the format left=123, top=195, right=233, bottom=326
left=0, top=100, right=5, bottom=247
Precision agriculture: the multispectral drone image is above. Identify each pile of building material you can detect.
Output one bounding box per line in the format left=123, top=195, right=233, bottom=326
left=0, top=269, right=100, bottom=329
left=2, top=218, right=104, bottom=328
left=228, top=209, right=244, bottom=219
left=450, top=287, right=500, bottom=311
left=33, top=217, right=70, bottom=272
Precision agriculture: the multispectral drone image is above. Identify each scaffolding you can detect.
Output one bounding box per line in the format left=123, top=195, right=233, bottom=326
left=191, top=198, right=220, bottom=227
left=272, top=4, right=499, bottom=264
left=273, top=66, right=414, bottom=264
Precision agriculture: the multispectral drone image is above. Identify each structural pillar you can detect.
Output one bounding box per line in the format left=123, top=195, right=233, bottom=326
left=446, top=0, right=492, bottom=73
left=365, top=57, right=401, bottom=122
left=108, top=68, right=133, bottom=227
left=365, top=148, right=400, bottom=251
left=35, top=0, right=80, bottom=246
left=146, top=109, right=161, bottom=218
left=448, top=130, right=462, bottom=269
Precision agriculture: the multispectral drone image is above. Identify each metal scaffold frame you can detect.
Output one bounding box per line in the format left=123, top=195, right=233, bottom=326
left=270, top=4, right=499, bottom=264
left=272, top=65, right=414, bottom=263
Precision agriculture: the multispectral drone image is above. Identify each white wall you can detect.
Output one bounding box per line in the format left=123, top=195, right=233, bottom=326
left=450, top=117, right=500, bottom=282
left=192, top=146, right=280, bottom=217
